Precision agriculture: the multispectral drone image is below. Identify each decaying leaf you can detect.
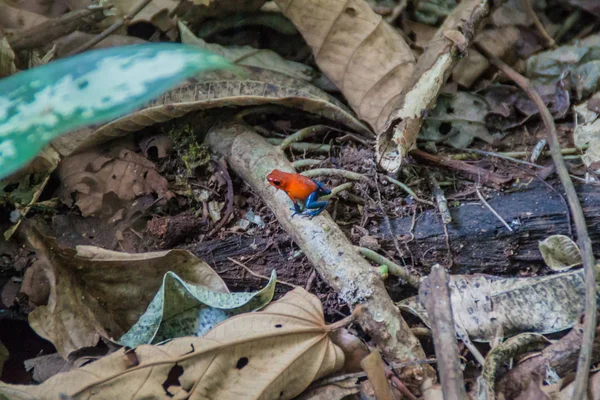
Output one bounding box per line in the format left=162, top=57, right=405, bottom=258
left=526, top=35, right=600, bottom=100
left=57, top=141, right=173, bottom=217
left=573, top=93, right=600, bottom=173
left=119, top=269, right=277, bottom=348
left=1, top=288, right=345, bottom=400
left=539, top=235, right=583, bottom=271
left=51, top=67, right=372, bottom=157
left=554, top=371, right=600, bottom=400
left=179, top=21, right=318, bottom=83
left=398, top=269, right=590, bottom=342
left=26, top=228, right=228, bottom=358
left=273, top=0, right=415, bottom=132
left=419, top=92, right=502, bottom=148
left=480, top=333, right=549, bottom=396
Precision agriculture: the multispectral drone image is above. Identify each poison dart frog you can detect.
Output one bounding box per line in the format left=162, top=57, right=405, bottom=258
left=267, top=169, right=331, bottom=218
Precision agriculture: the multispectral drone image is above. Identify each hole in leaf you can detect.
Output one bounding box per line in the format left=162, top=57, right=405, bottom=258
left=446, top=106, right=454, bottom=114
left=162, top=364, right=184, bottom=397
left=236, top=357, right=249, bottom=370
left=275, top=324, right=283, bottom=328
left=77, top=80, right=89, bottom=89
left=439, top=122, right=452, bottom=135
left=345, top=7, right=357, bottom=16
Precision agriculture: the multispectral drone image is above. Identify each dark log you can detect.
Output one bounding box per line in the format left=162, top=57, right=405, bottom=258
left=187, top=181, right=600, bottom=278
left=388, top=181, right=600, bottom=275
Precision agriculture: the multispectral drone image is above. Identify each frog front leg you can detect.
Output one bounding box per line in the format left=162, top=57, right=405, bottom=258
left=303, top=191, right=328, bottom=218
left=290, top=201, right=303, bottom=218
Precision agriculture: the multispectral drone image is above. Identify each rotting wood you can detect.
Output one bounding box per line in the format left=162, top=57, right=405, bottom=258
left=388, top=181, right=600, bottom=276
left=204, top=122, right=435, bottom=384
left=189, top=181, right=600, bottom=277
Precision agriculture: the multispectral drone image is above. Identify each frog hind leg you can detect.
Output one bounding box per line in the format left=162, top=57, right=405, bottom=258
left=303, top=191, right=328, bottom=218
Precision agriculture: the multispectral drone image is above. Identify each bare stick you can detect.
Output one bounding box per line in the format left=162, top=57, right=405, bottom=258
left=523, top=0, right=557, bottom=49
left=477, top=44, right=597, bottom=400
left=67, top=0, right=153, bottom=56
left=227, top=257, right=297, bottom=289
left=206, top=122, right=435, bottom=381
left=476, top=187, right=513, bottom=232
left=7, top=7, right=106, bottom=51
left=419, top=264, right=467, bottom=400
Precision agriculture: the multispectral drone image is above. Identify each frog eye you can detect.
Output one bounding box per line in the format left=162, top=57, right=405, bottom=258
left=272, top=179, right=281, bottom=186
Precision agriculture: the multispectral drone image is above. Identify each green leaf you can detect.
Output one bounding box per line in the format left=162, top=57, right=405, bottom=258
left=119, top=270, right=277, bottom=348
left=0, top=43, right=232, bottom=179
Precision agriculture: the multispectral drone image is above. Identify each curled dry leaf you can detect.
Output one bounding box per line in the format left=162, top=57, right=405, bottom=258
left=398, top=269, right=589, bottom=342
left=273, top=0, right=415, bottom=132
left=51, top=67, right=372, bottom=157
left=538, top=235, right=583, bottom=271
left=57, top=141, right=173, bottom=217
left=1, top=288, right=345, bottom=400
left=26, top=228, right=228, bottom=358
left=480, top=333, right=549, bottom=396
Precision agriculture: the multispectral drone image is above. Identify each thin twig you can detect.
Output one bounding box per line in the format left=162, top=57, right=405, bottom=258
left=455, top=147, right=590, bottom=183
left=429, top=173, right=452, bottom=223
left=476, top=187, right=513, bottom=232
left=208, top=160, right=234, bottom=236
left=383, top=175, right=435, bottom=206
left=321, top=182, right=355, bottom=201
left=478, top=44, right=597, bottom=400
left=66, top=0, right=153, bottom=56
left=291, top=159, right=323, bottom=169
left=355, top=246, right=420, bottom=288
left=523, top=0, right=557, bottom=49
left=301, top=168, right=364, bottom=181
left=278, top=125, right=330, bottom=151
left=227, top=258, right=297, bottom=289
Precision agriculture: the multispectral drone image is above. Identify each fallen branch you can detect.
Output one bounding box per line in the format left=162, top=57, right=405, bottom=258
left=205, top=122, right=435, bottom=383
left=419, top=264, right=466, bottom=400
left=7, top=7, right=107, bottom=51
left=411, top=149, right=512, bottom=188
left=477, top=44, right=598, bottom=400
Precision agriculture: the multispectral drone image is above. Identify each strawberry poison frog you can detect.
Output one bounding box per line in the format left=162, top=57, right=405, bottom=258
left=267, top=169, right=331, bottom=218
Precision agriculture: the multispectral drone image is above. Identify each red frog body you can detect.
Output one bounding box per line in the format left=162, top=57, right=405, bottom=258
left=267, top=169, right=331, bottom=217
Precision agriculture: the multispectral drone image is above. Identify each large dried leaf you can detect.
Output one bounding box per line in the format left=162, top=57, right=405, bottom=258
left=273, top=0, right=415, bottom=131
left=120, top=270, right=277, bottom=347
left=398, top=269, right=592, bottom=342
left=51, top=67, right=372, bottom=156
left=57, top=141, right=172, bottom=216
left=1, top=288, right=345, bottom=400
left=26, top=228, right=228, bottom=358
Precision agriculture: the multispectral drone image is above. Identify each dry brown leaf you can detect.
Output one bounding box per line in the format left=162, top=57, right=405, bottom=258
left=0, top=37, right=17, bottom=78
left=51, top=67, right=371, bottom=157
left=274, top=0, right=415, bottom=131
left=26, top=228, right=227, bottom=358
left=295, top=376, right=361, bottom=400
left=1, top=288, right=344, bottom=400
left=0, top=2, right=47, bottom=30
left=20, top=260, right=50, bottom=307
left=58, top=141, right=172, bottom=216
left=360, top=351, right=394, bottom=400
